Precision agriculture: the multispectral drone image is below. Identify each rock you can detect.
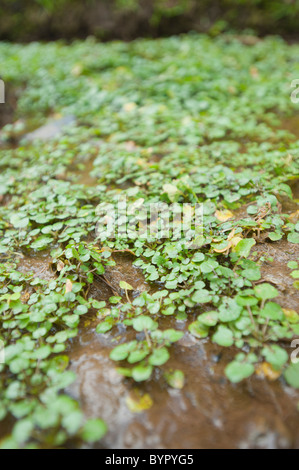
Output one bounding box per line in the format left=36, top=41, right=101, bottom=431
left=23, top=115, right=76, bottom=142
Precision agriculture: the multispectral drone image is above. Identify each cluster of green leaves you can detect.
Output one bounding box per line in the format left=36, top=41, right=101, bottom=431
left=0, top=33, right=299, bottom=447
left=110, top=316, right=183, bottom=382
left=0, top=244, right=111, bottom=448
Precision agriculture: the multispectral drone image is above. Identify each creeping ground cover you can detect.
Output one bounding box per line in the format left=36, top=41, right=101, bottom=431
left=0, top=33, right=299, bottom=448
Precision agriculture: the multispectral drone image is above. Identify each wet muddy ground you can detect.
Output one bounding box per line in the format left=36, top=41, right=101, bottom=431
left=0, top=86, right=17, bottom=130
left=65, top=240, right=299, bottom=449
left=66, top=330, right=299, bottom=449
left=15, top=241, right=299, bottom=449
left=3, top=111, right=299, bottom=449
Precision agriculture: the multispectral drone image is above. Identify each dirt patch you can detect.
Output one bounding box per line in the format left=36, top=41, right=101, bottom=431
left=287, top=179, right=299, bottom=201
left=253, top=239, right=299, bottom=311
left=280, top=115, right=299, bottom=140
left=0, top=85, right=17, bottom=130
left=66, top=326, right=299, bottom=449
left=0, top=194, right=12, bottom=207
left=278, top=194, right=299, bottom=214
left=65, top=248, right=299, bottom=449
left=11, top=249, right=299, bottom=448
left=17, top=253, right=55, bottom=281
left=90, top=252, right=149, bottom=302
left=71, top=157, right=98, bottom=186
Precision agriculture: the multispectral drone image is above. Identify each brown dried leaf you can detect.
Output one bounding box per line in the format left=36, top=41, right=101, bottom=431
left=65, top=279, right=73, bottom=294
left=57, top=260, right=64, bottom=272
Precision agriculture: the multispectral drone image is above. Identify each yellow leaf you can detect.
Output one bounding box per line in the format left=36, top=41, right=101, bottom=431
left=213, top=241, right=232, bottom=253
left=250, top=66, right=259, bottom=78
left=230, top=236, right=243, bottom=248
left=21, top=292, right=30, bottom=303
left=125, top=141, right=137, bottom=151
left=227, top=228, right=236, bottom=240
left=215, top=209, right=234, bottom=222
left=212, top=230, right=238, bottom=253
left=289, top=210, right=299, bottom=224
left=256, top=362, right=281, bottom=381
left=57, top=260, right=64, bottom=272
left=65, top=279, right=73, bottom=294
left=123, top=102, right=136, bottom=112
left=71, top=64, right=83, bottom=76
left=126, top=390, right=153, bottom=413
left=282, top=308, right=299, bottom=323
left=119, top=280, right=134, bottom=290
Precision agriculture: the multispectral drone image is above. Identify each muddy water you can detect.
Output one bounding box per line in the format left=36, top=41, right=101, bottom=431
left=13, top=195, right=299, bottom=449
left=61, top=249, right=299, bottom=449
left=67, top=318, right=299, bottom=449
left=17, top=252, right=56, bottom=281
left=17, top=251, right=299, bottom=448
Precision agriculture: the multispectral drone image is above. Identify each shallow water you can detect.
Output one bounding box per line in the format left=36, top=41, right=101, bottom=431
left=15, top=249, right=299, bottom=448
left=62, top=248, right=299, bottom=449
left=66, top=314, right=299, bottom=449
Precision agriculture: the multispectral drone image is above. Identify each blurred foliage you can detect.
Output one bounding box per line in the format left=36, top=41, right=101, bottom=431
left=1, top=0, right=299, bottom=41
left=0, top=31, right=299, bottom=446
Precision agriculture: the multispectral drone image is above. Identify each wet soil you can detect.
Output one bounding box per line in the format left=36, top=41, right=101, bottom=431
left=3, top=112, right=299, bottom=449
left=66, top=329, right=299, bottom=449
left=0, top=85, right=17, bottom=130
left=288, top=179, right=299, bottom=201
left=17, top=252, right=56, bottom=282
left=15, top=249, right=299, bottom=448
left=252, top=240, right=299, bottom=311
left=279, top=114, right=299, bottom=140
left=71, top=157, right=98, bottom=186
left=63, top=244, right=299, bottom=449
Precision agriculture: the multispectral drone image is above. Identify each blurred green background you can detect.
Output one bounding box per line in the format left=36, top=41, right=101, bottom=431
left=1, top=0, right=299, bottom=42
